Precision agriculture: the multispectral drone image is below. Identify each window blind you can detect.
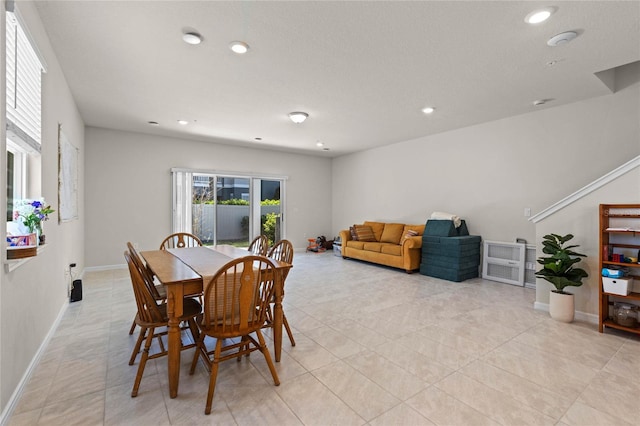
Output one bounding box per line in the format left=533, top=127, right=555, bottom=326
left=6, top=9, right=43, bottom=147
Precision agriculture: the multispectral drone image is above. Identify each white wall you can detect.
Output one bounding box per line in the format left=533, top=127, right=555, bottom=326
left=535, top=165, right=640, bottom=317
left=84, top=128, right=332, bottom=267
left=0, top=1, right=85, bottom=416
left=331, top=67, right=640, bottom=244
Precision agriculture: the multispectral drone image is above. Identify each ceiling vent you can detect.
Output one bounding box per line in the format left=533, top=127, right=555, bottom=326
left=547, top=31, right=578, bottom=47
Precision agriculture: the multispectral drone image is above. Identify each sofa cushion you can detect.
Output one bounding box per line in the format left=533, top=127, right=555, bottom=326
left=381, top=244, right=402, bottom=256
left=380, top=223, right=405, bottom=244
left=354, top=225, right=376, bottom=242
left=363, top=242, right=383, bottom=252
left=346, top=240, right=365, bottom=250
left=349, top=226, right=358, bottom=240
left=363, top=221, right=385, bottom=241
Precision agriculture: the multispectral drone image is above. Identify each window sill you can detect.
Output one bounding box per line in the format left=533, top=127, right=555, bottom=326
left=4, top=244, right=49, bottom=273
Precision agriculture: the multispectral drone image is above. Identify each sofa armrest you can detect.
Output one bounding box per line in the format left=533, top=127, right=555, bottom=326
left=402, top=235, right=422, bottom=249
left=339, top=229, right=352, bottom=243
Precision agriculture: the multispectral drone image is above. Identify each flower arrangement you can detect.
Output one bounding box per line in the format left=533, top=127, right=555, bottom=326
left=14, top=199, right=55, bottom=234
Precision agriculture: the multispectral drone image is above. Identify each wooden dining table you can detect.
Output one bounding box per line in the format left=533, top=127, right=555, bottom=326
left=140, top=245, right=292, bottom=398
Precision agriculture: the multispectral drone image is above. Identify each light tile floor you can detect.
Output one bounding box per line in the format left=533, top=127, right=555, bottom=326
left=7, top=251, right=640, bottom=425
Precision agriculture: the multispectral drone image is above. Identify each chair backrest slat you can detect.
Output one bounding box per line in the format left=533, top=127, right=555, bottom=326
left=125, top=251, right=165, bottom=323
left=268, top=239, right=294, bottom=280
left=126, top=242, right=162, bottom=299
left=160, top=232, right=203, bottom=250
left=203, top=256, right=277, bottom=336
left=248, top=235, right=269, bottom=256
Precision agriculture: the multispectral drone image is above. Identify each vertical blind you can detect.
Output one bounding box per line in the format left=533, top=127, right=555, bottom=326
left=172, top=170, right=194, bottom=234
left=5, top=8, right=44, bottom=149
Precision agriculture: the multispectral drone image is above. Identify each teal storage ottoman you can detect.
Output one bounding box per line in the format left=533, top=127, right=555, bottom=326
left=420, top=235, right=481, bottom=282
left=422, top=235, right=481, bottom=258
left=422, top=255, right=480, bottom=270
left=424, top=220, right=469, bottom=237
left=420, top=264, right=479, bottom=282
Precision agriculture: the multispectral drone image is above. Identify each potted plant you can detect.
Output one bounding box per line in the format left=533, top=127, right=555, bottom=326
left=13, top=199, right=55, bottom=245
left=535, top=233, right=588, bottom=322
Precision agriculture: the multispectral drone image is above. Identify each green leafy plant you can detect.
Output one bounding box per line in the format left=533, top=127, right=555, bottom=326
left=14, top=199, right=55, bottom=233
left=535, top=233, right=588, bottom=294
left=219, top=198, right=249, bottom=205
left=261, top=213, right=278, bottom=245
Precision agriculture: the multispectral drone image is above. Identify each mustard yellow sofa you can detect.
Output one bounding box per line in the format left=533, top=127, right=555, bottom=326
left=338, top=221, right=425, bottom=273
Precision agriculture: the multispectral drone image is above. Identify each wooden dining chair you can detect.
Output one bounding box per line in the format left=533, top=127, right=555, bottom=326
left=248, top=234, right=269, bottom=256
left=159, top=232, right=203, bottom=250
left=124, top=250, right=202, bottom=397
left=126, top=242, right=167, bottom=335
left=189, top=255, right=280, bottom=415
left=265, top=239, right=296, bottom=346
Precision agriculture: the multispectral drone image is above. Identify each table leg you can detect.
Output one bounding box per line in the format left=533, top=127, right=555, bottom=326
left=166, top=286, right=184, bottom=398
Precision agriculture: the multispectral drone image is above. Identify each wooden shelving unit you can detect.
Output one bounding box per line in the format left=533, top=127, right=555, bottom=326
left=599, top=204, right=640, bottom=334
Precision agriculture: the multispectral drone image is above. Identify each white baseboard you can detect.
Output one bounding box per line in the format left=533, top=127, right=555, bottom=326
left=534, top=302, right=599, bottom=324
left=0, top=301, right=69, bottom=425
left=84, top=264, right=127, bottom=272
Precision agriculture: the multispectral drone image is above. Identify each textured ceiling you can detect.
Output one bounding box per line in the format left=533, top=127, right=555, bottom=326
left=34, top=1, right=640, bottom=157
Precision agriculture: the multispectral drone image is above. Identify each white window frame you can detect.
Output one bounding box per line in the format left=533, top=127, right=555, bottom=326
left=6, top=139, right=26, bottom=201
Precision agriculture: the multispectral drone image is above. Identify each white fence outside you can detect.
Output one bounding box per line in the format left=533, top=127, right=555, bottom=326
left=192, top=204, right=280, bottom=242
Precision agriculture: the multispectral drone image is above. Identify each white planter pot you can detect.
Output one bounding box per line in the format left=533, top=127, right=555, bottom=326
left=549, top=291, right=574, bottom=323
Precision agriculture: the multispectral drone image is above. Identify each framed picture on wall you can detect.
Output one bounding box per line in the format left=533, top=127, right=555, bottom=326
left=58, top=124, right=78, bottom=222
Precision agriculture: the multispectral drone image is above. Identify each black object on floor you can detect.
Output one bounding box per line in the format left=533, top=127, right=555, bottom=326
left=70, top=279, right=83, bottom=302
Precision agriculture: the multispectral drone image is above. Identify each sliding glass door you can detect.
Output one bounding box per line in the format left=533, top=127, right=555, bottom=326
left=215, top=176, right=250, bottom=246
left=173, top=169, right=284, bottom=247
left=255, top=179, right=282, bottom=246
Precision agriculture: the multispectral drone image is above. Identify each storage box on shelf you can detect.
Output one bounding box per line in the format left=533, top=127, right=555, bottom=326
left=602, top=277, right=634, bottom=296
left=598, top=204, right=640, bottom=335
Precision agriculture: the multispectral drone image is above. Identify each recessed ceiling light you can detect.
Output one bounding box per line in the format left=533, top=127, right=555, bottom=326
left=147, top=121, right=159, bottom=126
left=288, top=112, right=308, bottom=124
left=422, top=107, right=435, bottom=114
left=547, top=31, right=578, bottom=46
left=255, top=137, right=263, bottom=141
left=177, top=120, right=189, bottom=125
left=229, top=41, right=250, bottom=54
left=182, top=32, right=202, bottom=45
left=525, top=7, right=555, bottom=24
left=316, top=141, right=324, bottom=147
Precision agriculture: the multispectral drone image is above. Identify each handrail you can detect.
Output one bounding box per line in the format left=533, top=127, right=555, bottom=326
left=530, top=155, right=640, bottom=224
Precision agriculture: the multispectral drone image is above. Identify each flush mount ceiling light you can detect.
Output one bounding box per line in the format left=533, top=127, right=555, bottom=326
left=547, top=31, right=578, bottom=46
left=229, top=41, right=250, bottom=54
left=182, top=32, right=202, bottom=45
left=288, top=112, right=308, bottom=124
left=533, top=98, right=554, bottom=106
left=525, top=7, right=556, bottom=24
left=422, top=107, right=435, bottom=114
